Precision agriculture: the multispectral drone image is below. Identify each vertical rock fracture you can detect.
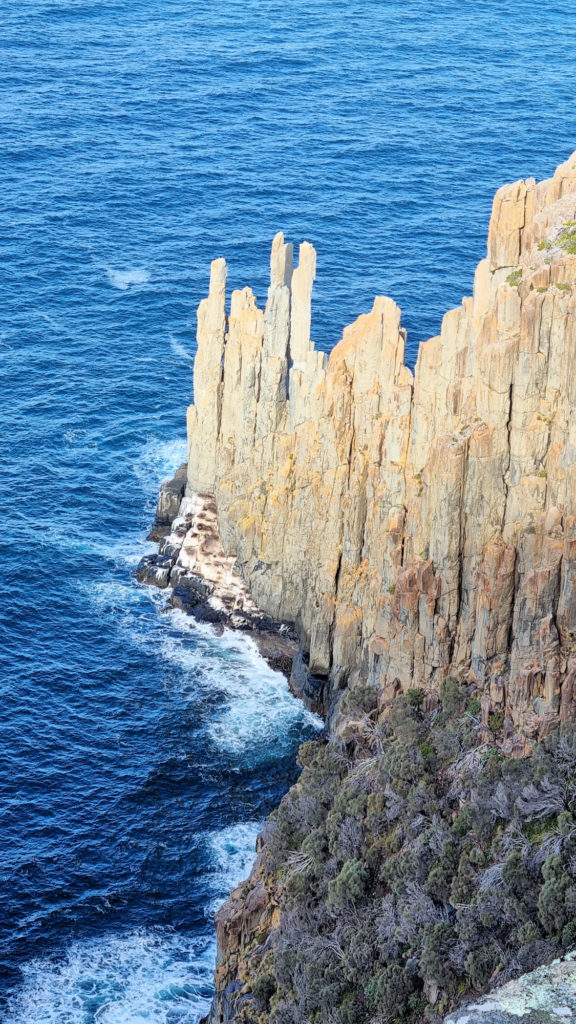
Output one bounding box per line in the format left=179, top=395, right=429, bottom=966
left=187, top=152, right=576, bottom=751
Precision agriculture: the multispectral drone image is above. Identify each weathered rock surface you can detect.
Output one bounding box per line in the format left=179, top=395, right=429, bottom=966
left=138, top=478, right=299, bottom=674
left=156, top=461, right=188, bottom=524
left=187, top=151, right=576, bottom=751
left=211, top=839, right=279, bottom=1024
left=147, top=461, right=188, bottom=540
left=182, top=152, right=576, bottom=1024
left=444, top=951, right=576, bottom=1023
left=136, top=553, right=173, bottom=588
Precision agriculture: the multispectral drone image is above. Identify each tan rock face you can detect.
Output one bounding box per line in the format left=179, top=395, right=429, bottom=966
left=187, top=155, right=576, bottom=743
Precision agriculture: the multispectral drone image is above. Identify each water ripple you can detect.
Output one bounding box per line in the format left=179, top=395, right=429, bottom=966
left=1, top=0, right=575, bottom=1017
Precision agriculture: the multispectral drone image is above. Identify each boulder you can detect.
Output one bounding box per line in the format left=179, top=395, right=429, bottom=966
left=136, top=554, right=173, bottom=588
left=154, top=463, right=187, bottom=525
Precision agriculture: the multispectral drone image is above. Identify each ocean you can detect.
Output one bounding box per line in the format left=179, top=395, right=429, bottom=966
left=1, top=0, right=575, bottom=1019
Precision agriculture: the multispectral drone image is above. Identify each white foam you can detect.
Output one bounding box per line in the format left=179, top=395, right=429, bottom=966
left=133, top=437, right=188, bottom=502
left=39, top=522, right=148, bottom=565
left=107, top=268, right=150, bottom=290
left=170, top=335, right=193, bottom=361
left=206, top=820, right=261, bottom=912
left=82, top=579, right=154, bottom=615
left=6, top=825, right=265, bottom=1022
left=159, top=614, right=322, bottom=758
left=5, top=928, right=215, bottom=1024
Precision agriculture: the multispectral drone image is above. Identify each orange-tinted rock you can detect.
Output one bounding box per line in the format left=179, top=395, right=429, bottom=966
left=186, top=151, right=576, bottom=739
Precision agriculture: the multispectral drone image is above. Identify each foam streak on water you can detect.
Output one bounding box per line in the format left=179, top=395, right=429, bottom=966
left=6, top=930, right=216, bottom=1024
left=7, top=821, right=266, bottom=1024
left=1, top=0, right=575, bottom=1018
left=1, top=436, right=320, bottom=1022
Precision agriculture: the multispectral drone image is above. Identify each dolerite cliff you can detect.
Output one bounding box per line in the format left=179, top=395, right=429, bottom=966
left=189, top=152, right=576, bottom=749
left=182, top=152, right=576, bottom=1024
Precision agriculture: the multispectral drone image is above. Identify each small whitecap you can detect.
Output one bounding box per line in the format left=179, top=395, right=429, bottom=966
left=133, top=437, right=188, bottom=499
left=79, top=579, right=146, bottom=615
left=209, top=820, right=261, bottom=884
left=107, top=268, right=150, bottom=290
left=36, top=520, right=147, bottom=565
left=157, top=616, right=322, bottom=758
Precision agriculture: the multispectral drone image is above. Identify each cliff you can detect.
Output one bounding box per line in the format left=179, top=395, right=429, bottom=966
left=179, top=153, right=576, bottom=1024
left=188, top=150, right=576, bottom=752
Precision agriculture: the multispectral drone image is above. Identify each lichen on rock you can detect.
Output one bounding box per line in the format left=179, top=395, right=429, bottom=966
left=445, top=951, right=576, bottom=1023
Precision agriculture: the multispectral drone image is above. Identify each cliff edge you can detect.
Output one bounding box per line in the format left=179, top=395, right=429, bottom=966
left=188, top=151, right=576, bottom=751
left=184, top=153, right=576, bottom=1024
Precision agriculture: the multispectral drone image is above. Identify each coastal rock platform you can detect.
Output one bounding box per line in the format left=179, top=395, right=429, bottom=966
left=138, top=477, right=299, bottom=680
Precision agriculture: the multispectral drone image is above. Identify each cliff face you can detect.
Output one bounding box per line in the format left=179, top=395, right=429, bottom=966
left=188, top=152, right=576, bottom=751
left=184, top=154, right=576, bottom=1024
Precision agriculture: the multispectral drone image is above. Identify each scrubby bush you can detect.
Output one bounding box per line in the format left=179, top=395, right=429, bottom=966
left=341, top=685, right=379, bottom=716
left=328, top=858, right=368, bottom=907
left=249, top=690, right=576, bottom=1024
left=364, top=963, right=415, bottom=1015
left=252, top=972, right=277, bottom=1011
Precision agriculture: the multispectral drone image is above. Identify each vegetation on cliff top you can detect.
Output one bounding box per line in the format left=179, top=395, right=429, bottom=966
left=243, top=683, right=576, bottom=1024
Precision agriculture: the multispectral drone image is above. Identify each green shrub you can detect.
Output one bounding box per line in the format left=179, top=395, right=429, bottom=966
left=489, top=710, right=505, bottom=732
left=439, top=677, right=466, bottom=717
left=420, top=923, right=459, bottom=997
left=341, top=685, right=378, bottom=715
left=296, top=739, right=323, bottom=769
left=502, top=852, right=529, bottom=896
left=506, top=268, right=523, bottom=287
left=465, top=944, right=500, bottom=990
left=253, top=697, right=576, bottom=1024
left=558, top=226, right=576, bottom=255
left=406, top=687, right=425, bottom=707
left=328, top=859, right=368, bottom=908
left=466, top=698, right=482, bottom=716
left=517, top=921, right=541, bottom=944
left=538, top=875, right=571, bottom=936
left=364, top=964, right=414, bottom=1015
left=301, top=827, right=328, bottom=867
left=252, top=972, right=277, bottom=1011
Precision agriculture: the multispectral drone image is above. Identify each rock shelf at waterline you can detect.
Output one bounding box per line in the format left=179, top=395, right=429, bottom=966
left=136, top=473, right=302, bottom=691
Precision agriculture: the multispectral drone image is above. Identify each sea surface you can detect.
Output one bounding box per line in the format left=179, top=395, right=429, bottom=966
left=1, top=1, right=575, bottom=1020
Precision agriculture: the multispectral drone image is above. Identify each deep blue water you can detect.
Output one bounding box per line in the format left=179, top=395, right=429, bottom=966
left=1, top=0, right=575, bottom=1019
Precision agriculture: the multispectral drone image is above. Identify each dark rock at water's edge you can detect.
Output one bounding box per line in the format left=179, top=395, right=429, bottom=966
left=289, top=651, right=328, bottom=716
left=138, top=467, right=301, bottom=680
left=136, top=553, right=173, bottom=588
left=170, top=582, right=226, bottom=624
left=155, top=462, right=187, bottom=525
left=146, top=462, right=187, bottom=541
left=169, top=576, right=212, bottom=612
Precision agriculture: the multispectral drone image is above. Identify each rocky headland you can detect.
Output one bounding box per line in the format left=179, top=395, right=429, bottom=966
left=144, top=152, right=576, bottom=1023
